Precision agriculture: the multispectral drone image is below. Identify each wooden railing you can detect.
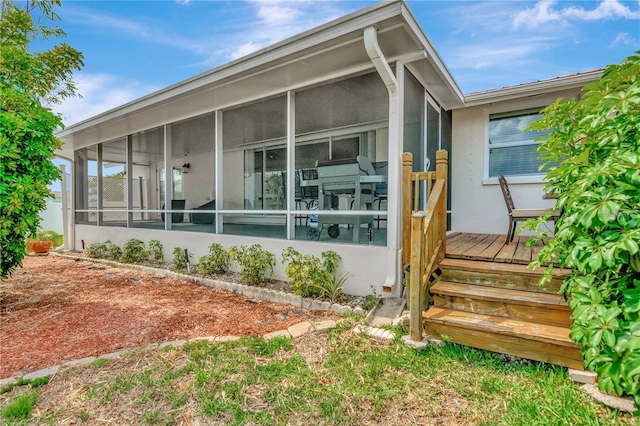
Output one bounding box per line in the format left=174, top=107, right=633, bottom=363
left=402, top=150, right=448, bottom=341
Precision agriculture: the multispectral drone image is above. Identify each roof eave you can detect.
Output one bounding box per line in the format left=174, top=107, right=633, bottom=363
left=462, top=69, right=603, bottom=108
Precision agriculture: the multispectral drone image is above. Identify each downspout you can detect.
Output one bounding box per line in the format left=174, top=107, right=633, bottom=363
left=363, top=26, right=403, bottom=298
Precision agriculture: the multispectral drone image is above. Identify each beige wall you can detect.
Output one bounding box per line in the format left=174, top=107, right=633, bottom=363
left=74, top=224, right=388, bottom=296
left=450, top=88, right=584, bottom=236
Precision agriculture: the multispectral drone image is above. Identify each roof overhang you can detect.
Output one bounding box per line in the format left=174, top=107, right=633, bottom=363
left=462, top=69, right=603, bottom=108
left=56, top=0, right=464, bottom=156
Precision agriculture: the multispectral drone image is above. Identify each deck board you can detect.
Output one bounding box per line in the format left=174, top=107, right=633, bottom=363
left=447, top=233, right=549, bottom=264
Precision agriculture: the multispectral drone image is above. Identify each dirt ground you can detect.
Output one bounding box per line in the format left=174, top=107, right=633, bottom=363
left=0, top=255, right=335, bottom=378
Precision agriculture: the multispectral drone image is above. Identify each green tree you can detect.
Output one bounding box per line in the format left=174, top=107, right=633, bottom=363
left=0, top=0, right=83, bottom=278
left=527, top=52, right=639, bottom=410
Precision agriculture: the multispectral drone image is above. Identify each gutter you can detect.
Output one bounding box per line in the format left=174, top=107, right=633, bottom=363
left=363, top=26, right=404, bottom=298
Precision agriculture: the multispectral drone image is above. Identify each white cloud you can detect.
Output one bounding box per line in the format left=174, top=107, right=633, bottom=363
left=230, top=42, right=262, bottom=61
left=609, top=32, right=636, bottom=48
left=176, top=0, right=191, bottom=4
left=513, top=0, right=639, bottom=29
left=53, top=73, right=159, bottom=127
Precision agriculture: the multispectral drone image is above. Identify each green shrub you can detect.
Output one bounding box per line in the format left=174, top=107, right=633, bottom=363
left=525, top=52, right=640, bottom=410
left=362, top=285, right=380, bottom=311
left=281, top=247, right=347, bottom=300
left=228, top=244, right=275, bottom=284
left=172, top=247, right=192, bottom=272
left=35, top=230, right=63, bottom=247
left=196, top=243, right=230, bottom=276
left=85, top=242, right=109, bottom=259
left=105, top=241, right=122, bottom=261
left=119, top=239, right=148, bottom=263
left=147, top=240, right=164, bottom=262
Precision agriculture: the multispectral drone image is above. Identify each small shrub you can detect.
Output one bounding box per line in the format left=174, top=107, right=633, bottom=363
left=147, top=240, right=164, bottom=262
left=362, top=285, right=380, bottom=311
left=105, top=241, right=122, bottom=261
left=228, top=244, right=275, bottom=284
left=0, top=391, right=38, bottom=422
left=172, top=247, right=192, bottom=272
left=36, top=230, right=63, bottom=247
left=120, top=239, right=148, bottom=263
left=196, top=243, right=230, bottom=276
left=282, top=247, right=347, bottom=300
left=85, top=242, right=108, bottom=259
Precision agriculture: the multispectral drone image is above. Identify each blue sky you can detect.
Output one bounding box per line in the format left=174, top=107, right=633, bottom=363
left=43, top=0, right=639, bottom=127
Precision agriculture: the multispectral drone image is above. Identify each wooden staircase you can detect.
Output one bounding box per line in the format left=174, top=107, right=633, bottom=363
left=423, top=258, right=584, bottom=370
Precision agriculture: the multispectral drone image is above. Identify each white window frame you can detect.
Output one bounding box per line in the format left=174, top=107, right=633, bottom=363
left=483, top=107, right=549, bottom=185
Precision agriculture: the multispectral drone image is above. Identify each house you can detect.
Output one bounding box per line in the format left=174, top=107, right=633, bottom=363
left=55, top=0, right=601, bottom=299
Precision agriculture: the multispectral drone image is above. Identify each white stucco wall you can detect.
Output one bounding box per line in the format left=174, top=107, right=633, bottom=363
left=450, top=88, right=583, bottom=236
left=74, top=224, right=387, bottom=296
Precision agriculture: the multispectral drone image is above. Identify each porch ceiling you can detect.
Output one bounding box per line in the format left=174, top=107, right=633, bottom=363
left=56, top=0, right=464, bottom=157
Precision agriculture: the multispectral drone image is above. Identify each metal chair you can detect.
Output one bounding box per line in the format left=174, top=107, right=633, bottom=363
left=498, top=175, right=560, bottom=243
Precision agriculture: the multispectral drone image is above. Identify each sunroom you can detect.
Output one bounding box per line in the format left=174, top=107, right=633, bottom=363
left=57, top=0, right=464, bottom=295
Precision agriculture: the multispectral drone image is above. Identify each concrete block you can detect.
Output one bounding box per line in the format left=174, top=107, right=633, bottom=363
left=353, top=306, right=365, bottom=316
left=190, top=336, right=218, bottom=343
left=23, top=365, right=59, bottom=380
left=61, top=356, right=97, bottom=368
left=581, top=384, right=636, bottom=413
left=569, top=369, right=598, bottom=385
left=287, top=321, right=314, bottom=338
left=313, top=320, right=337, bottom=333
left=311, top=300, right=331, bottom=311
left=288, top=295, right=303, bottom=308
left=143, top=343, right=159, bottom=351
left=100, top=350, right=127, bottom=360
left=302, top=298, right=313, bottom=310
left=392, top=314, right=410, bottom=328
left=331, top=303, right=353, bottom=315
left=159, top=340, right=187, bottom=349
left=264, top=329, right=291, bottom=340
left=214, top=335, right=239, bottom=343
left=0, top=377, right=17, bottom=388
left=401, top=335, right=429, bottom=350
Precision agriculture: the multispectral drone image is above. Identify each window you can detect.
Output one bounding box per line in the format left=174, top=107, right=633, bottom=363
left=488, top=109, right=551, bottom=177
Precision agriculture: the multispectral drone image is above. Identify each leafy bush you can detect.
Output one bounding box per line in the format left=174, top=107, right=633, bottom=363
left=33, top=230, right=63, bottom=247
left=228, top=244, right=275, bottom=284
left=105, top=241, right=122, bottom=261
left=85, top=242, right=109, bottom=259
left=147, top=240, right=164, bottom=262
left=281, top=247, right=347, bottom=300
left=172, top=247, right=192, bottom=272
left=119, top=239, right=148, bottom=263
left=526, top=52, right=640, bottom=409
left=196, top=243, right=230, bottom=276
left=362, top=285, right=380, bottom=311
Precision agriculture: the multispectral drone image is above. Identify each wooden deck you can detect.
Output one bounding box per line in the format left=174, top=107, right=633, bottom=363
left=445, top=232, right=547, bottom=265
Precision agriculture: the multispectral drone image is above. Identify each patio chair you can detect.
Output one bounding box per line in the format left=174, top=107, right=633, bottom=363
left=498, top=175, right=560, bottom=243
left=189, top=199, right=216, bottom=224
left=372, top=161, right=388, bottom=228
left=161, top=199, right=186, bottom=223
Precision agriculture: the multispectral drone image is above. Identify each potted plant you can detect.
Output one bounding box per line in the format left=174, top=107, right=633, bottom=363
left=26, top=230, right=61, bottom=254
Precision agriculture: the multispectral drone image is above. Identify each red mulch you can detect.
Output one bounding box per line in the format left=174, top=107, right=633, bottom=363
left=0, top=255, right=334, bottom=378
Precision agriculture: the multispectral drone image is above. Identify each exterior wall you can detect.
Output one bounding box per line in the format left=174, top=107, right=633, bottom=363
left=451, top=86, right=587, bottom=235
left=74, top=224, right=388, bottom=296
left=451, top=103, right=557, bottom=236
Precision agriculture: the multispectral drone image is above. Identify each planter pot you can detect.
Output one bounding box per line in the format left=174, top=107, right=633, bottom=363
left=28, top=240, right=52, bottom=254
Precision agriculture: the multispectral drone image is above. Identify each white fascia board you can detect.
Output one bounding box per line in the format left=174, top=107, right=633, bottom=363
left=56, top=1, right=405, bottom=139
left=463, top=70, right=603, bottom=107
left=399, top=3, right=464, bottom=109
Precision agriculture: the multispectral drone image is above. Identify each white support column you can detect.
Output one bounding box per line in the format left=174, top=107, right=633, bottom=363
left=59, top=164, right=69, bottom=250
left=126, top=134, right=133, bottom=227
left=97, top=144, right=103, bottom=226
left=215, top=110, right=223, bottom=234
left=286, top=90, right=296, bottom=240
left=164, top=125, right=172, bottom=231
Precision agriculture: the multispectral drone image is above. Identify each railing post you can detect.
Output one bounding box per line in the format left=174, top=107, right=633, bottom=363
left=409, top=211, right=425, bottom=341
left=435, top=150, right=448, bottom=257
left=402, top=152, right=413, bottom=265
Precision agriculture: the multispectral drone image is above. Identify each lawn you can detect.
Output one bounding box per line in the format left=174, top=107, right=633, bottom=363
left=1, top=319, right=633, bottom=425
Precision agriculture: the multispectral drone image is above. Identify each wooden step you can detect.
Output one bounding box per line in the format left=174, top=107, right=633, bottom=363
left=440, top=258, right=570, bottom=294
left=423, top=307, right=583, bottom=370
left=431, top=281, right=572, bottom=327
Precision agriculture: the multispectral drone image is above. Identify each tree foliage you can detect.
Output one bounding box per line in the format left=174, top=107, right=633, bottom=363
left=526, top=52, right=639, bottom=410
left=0, top=0, right=83, bottom=278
